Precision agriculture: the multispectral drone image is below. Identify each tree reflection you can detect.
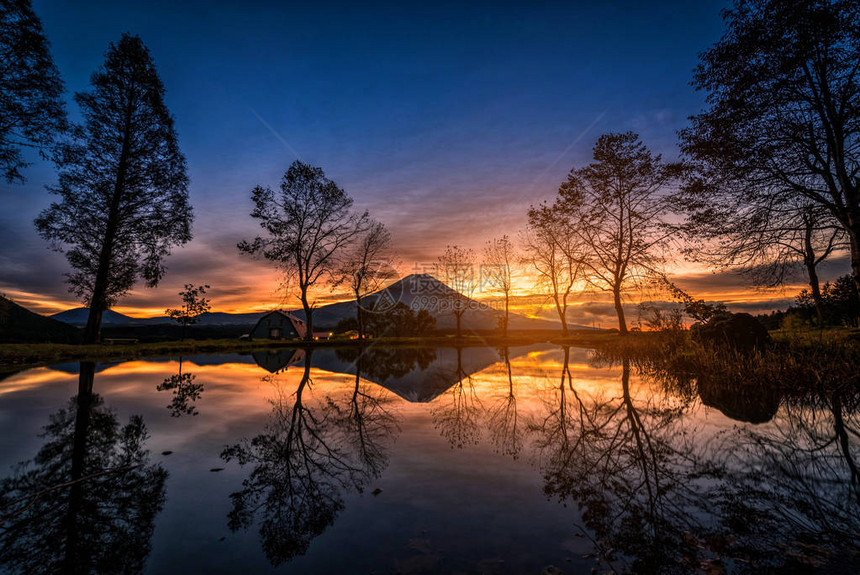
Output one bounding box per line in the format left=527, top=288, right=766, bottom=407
left=222, top=349, right=398, bottom=566
left=0, top=362, right=167, bottom=574
left=529, top=348, right=860, bottom=572
left=485, top=347, right=523, bottom=459
left=334, top=345, right=435, bottom=384
left=714, top=388, right=860, bottom=568
left=431, top=346, right=483, bottom=448
left=156, top=357, right=204, bottom=417
left=533, top=353, right=717, bottom=572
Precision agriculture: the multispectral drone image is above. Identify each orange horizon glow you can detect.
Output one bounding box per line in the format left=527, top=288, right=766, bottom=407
left=6, top=264, right=809, bottom=320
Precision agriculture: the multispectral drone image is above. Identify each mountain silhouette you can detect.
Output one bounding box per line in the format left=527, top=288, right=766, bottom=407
left=286, top=274, right=565, bottom=331
left=51, top=307, right=142, bottom=326
left=51, top=274, right=581, bottom=332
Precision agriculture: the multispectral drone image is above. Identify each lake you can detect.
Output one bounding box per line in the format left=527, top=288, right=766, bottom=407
left=0, top=344, right=857, bottom=574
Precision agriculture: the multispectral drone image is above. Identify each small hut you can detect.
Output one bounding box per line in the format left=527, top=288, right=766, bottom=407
left=250, top=310, right=307, bottom=340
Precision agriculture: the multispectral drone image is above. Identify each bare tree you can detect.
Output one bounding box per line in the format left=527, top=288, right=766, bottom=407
left=334, top=220, right=393, bottom=339
left=35, top=35, right=192, bottom=344
left=522, top=203, right=582, bottom=335
left=556, top=132, right=680, bottom=334
left=681, top=0, right=860, bottom=297
left=481, top=235, right=516, bottom=337
left=674, top=180, right=847, bottom=325
left=434, top=245, right=477, bottom=337
left=239, top=160, right=368, bottom=342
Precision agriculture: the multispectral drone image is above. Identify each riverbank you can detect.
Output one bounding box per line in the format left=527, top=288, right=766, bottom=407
left=0, top=330, right=617, bottom=373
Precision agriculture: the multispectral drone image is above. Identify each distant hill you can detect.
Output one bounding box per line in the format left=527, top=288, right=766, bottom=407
left=50, top=274, right=595, bottom=333
left=51, top=307, right=141, bottom=326
left=0, top=296, right=81, bottom=343
left=52, top=308, right=267, bottom=328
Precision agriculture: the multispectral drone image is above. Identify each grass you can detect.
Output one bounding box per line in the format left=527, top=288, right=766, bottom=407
left=588, top=326, right=860, bottom=396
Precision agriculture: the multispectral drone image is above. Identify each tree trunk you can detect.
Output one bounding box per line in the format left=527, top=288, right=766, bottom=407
left=849, top=222, right=860, bottom=308
left=803, top=216, right=825, bottom=327
left=355, top=288, right=364, bottom=340
left=63, top=361, right=95, bottom=572
left=300, top=288, right=314, bottom=343
left=804, top=257, right=825, bottom=327
left=614, top=285, right=628, bottom=335
left=553, top=293, right=568, bottom=336
left=82, top=105, right=133, bottom=345
left=455, top=296, right=462, bottom=337
left=503, top=291, right=509, bottom=339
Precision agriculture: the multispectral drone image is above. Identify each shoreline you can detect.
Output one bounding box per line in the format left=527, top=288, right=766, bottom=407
left=0, top=331, right=619, bottom=374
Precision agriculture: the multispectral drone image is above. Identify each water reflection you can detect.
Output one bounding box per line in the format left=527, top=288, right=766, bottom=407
left=485, top=347, right=523, bottom=459
left=0, top=362, right=167, bottom=574
left=714, top=388, right=860, bottom=569
left=222, top=349, right=398, bottom=566
left=431, top=347, right=484, bottom=448
left=0, top=345, right=856, bottom=573
left=531, top=354, right=713, bottom=572
left=556, top=352, right=860, bottom=572
left=156, top=357, right=204, bottom=417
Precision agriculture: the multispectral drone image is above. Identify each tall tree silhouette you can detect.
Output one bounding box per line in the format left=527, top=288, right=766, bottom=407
left=556, top=132, right=680, bottom=334
left=239, top=160, right=368, bottom=342
left=681, top=0, right=860, bottom=297
left=0, top=362, right=168, bottom=574
left=35, top=34, right=192, bottom=344
left=0, top=0, right=66, bottom=182
left=676, top=143, right=847, bottom=326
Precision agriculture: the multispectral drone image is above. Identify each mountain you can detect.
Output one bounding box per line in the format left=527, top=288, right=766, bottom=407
left=1, top=296, right=81, bottom=343
left=51, top=308, right=142, bottom=326
left=50, top=274, right=585, bottom=332
left=303, top=273, right=566, bottom=332
left=51, top=309, right=265, bottom=327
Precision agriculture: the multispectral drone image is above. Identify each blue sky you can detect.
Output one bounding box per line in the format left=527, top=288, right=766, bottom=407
left=2, top=0, right=745, bottom=314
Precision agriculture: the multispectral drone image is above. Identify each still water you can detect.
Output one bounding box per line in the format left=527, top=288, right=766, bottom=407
left=0, top=345, right=857, bottom=574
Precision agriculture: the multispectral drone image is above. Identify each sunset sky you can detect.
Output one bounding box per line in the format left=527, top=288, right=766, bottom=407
left=1, top=0, right=850, bottom=322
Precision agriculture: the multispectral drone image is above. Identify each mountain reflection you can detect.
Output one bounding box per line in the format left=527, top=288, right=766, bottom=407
left=0, top=362, right=167, bottom=574
left=223, top=349, right=399, bottom=566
